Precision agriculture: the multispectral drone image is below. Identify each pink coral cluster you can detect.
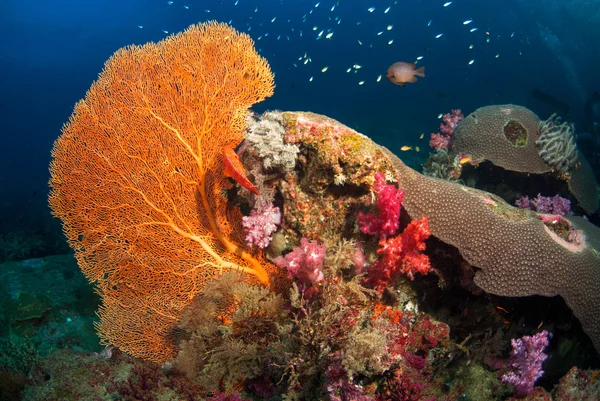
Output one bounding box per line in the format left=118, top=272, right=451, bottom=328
left=364, top=217, right=432, bottom=291
left=429, top=109, right=464, bottom=150
left=357, top=172, right=404, bottom=239
left=274, top=237, right=326, bottom=286
left=241, top=199, right=282, bottom=249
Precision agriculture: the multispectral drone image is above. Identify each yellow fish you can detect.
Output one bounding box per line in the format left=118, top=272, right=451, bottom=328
left=400, top=146, right=412, bottom=151
left=459, top=156, right=472, bottom=164
left=419, top=133, right=424, bottom=139
left=415, top=146, right=420, bottom=152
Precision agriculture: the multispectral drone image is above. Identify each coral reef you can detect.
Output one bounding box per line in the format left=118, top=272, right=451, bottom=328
left=444, top=105, right=598, bottom=215
left=536, top=114, right=578, bottom=173
left=272, top=111, right=396, bottom=243
left=382, top=146, right=600, bottom=354
left=22, top=347, right=206, bottom=401
left=364, top=217, right=432, bottom=291
left=38, top=18, right=600, bottom=399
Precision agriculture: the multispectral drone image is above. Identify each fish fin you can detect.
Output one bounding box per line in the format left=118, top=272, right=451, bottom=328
left=396, top=81, right=405, bottom=87
left=415, top=66, right=425, bottom=77
left=407, top=76, right=419, bottom=83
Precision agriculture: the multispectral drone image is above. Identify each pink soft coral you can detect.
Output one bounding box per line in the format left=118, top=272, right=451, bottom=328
left=429, top=133, right=452, bottom=150
left=241, top=199, right=282, bottom=249
left=275, top=237, right=326, bottom=286
left=357, top=172, right=404, bottom=239
left=429, top=109, right=463, bottom=150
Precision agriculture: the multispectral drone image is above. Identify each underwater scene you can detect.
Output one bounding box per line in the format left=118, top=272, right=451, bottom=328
left=2, top=0, right=600, bottom=400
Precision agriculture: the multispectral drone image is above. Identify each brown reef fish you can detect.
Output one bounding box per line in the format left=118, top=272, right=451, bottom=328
left=386, top=62, right=425, bottom=87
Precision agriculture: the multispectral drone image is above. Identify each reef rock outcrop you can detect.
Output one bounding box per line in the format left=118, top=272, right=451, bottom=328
left=382, top=146, right=600, bottom=353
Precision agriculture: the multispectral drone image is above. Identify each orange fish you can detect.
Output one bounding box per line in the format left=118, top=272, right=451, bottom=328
left=386, top=62, right=425, bottom=87
left=222, top=147, right=259, bottom=195
left=459, top=156, right=472, bottom=164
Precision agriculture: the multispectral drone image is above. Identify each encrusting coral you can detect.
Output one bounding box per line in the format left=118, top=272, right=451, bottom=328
left=452, top=105, right=552, bottom=174
left=48, top=22, right=284, bottom=363
left=381, top=146, right=600, bottom=354
left=536, top=114, right=579, bottom=173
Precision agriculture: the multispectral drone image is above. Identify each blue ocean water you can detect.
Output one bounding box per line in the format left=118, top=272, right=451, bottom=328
left=2, top=0, right=599, bottom=202
left=1, top=1, right=600, bottom=398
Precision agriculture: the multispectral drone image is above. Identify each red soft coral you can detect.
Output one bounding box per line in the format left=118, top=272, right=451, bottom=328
left=364, top=217, right=432, bottom=291
left=357, top=172, right=404, bottom=239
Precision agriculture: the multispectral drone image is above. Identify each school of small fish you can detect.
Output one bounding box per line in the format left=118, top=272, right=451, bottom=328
left=144, top=0, right=519, bottom=149
left=143, top=0, right=516, bottom=88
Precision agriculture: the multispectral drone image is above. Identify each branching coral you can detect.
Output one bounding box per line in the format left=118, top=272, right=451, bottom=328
left=536, top=114, right=579, bottom=173
left=48, top=22, right=282, bottom=363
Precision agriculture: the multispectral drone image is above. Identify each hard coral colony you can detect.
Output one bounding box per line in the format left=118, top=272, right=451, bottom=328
left=43, top=21, right=600, bottom=401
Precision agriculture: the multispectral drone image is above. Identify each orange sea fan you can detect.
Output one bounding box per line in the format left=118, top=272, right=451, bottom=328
left=48, top=22, right=280, bottom=363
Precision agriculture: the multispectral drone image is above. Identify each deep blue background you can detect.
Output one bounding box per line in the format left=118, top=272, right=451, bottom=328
left=1, top=0, right=599, bottom=230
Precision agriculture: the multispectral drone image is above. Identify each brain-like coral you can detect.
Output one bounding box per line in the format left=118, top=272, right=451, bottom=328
left=452, top=105, right=552, bottom=174
left=382, top=147, right=600, bottom=354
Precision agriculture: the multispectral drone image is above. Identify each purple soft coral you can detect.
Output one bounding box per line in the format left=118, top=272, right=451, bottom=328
left=515, top=194, right=572, bottom=216
left=275, top=237, right=326, bottom=286
left=501, top=330, right=550, bottom=396
left=242, top=199, right=282, bottom=249
left=357, top=172, right=404, bottom=239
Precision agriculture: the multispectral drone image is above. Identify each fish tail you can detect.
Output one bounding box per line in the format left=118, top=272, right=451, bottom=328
left=415, top=66, right=425, bottom=77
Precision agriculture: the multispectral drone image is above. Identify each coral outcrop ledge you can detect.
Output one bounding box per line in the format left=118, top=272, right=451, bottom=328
left=382, top=147, right=600, bottom=354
